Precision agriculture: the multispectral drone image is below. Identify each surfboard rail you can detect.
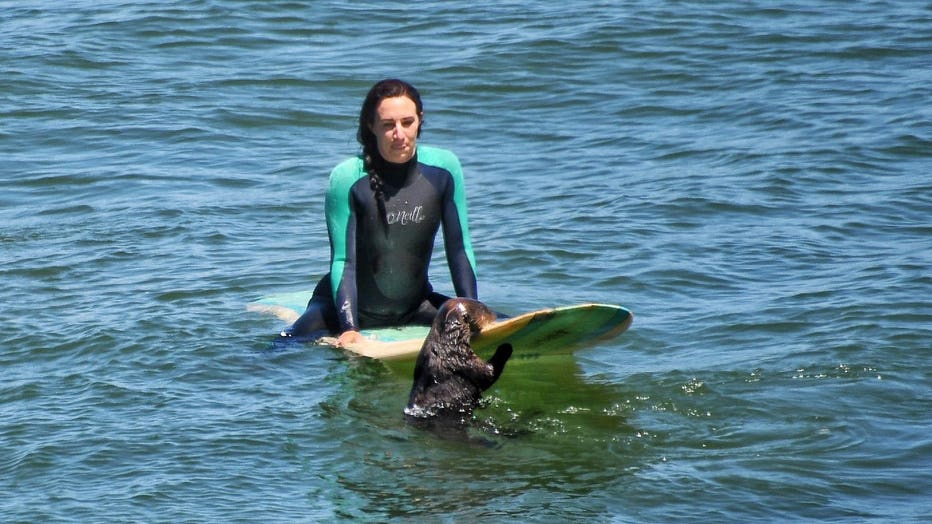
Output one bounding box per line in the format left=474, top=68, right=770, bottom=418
left=248, top=292, right=633, bottom=363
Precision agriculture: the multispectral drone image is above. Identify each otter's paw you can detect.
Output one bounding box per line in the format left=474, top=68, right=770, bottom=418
left=494, top=343, right=513, bottom=361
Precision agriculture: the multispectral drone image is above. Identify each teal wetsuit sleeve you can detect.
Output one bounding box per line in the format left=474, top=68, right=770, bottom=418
left=325, top=158, right=366, bottom=332
left=436, top=150, right=479, bottom=299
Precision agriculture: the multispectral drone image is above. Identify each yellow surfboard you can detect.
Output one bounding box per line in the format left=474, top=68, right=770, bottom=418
left=248, top=292, right=633, bottom=362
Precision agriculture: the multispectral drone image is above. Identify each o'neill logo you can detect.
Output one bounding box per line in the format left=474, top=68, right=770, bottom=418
left=387, top=205, right=425, bottom=226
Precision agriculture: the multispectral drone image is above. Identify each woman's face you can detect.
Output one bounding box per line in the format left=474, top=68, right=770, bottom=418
left=370, top=96, right=421, bottom=164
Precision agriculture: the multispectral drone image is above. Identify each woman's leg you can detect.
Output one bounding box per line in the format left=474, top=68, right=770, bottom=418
left=280, top=276, right=339, bottom=338
left=408, top=292, right=510, bottom=324
left=402, top=291, right=451, bottom=325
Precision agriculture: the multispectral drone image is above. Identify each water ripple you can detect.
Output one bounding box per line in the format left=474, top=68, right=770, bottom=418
left=2, top=1, right=930, bottom=522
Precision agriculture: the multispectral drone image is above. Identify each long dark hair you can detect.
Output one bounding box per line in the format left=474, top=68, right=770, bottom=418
left=356, top=79, right=424, bottom=223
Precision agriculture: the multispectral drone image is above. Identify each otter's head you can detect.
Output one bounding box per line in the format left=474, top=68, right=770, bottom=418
left=432, top=298, right=496, bottom=348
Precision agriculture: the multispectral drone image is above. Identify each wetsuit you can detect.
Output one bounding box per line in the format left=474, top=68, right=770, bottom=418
left=287, top=145, right=478, bottom=337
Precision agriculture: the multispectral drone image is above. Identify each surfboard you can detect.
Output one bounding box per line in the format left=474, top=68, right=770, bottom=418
left=248, top=291, right=633, bottom=362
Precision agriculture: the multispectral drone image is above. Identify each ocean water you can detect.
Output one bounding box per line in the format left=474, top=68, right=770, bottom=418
left=2, top=1, right=930, bottom=522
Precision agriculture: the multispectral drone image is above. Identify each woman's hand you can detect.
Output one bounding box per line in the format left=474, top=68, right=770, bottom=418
left=335, top=330, right=365, bottom=347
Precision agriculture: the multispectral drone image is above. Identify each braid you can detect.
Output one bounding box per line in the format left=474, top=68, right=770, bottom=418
left=365, top=152, right=384, bottom=201
left=363, top=148, right=389, bottom=229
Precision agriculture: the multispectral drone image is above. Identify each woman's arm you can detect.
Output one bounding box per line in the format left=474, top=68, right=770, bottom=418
left=325, top=158, right=366, bottom=332
left=438, top=152, right=479, bottom=299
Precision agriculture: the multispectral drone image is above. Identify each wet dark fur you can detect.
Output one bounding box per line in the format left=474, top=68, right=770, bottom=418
left=405, top=298, right=512, bottom=425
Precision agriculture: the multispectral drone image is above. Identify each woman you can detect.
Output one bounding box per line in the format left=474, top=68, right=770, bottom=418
left=283, top=78, right=480, bottom=346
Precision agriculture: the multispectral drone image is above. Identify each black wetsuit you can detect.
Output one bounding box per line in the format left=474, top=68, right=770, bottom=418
left=287, top=145, right=478, bottom=337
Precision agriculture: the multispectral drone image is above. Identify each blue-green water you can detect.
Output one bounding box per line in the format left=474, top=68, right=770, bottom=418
left=2, top=1, right=930, bottom=522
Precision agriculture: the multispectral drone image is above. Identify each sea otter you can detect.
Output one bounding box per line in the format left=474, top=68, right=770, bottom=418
left=404, top=298, right=512, bottom=424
